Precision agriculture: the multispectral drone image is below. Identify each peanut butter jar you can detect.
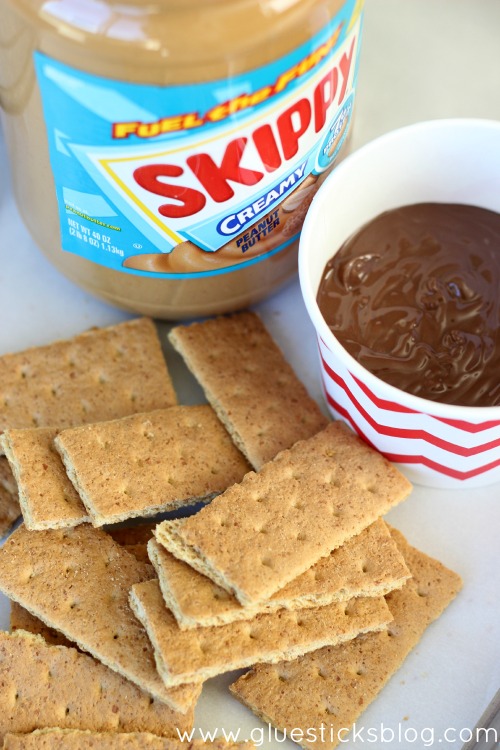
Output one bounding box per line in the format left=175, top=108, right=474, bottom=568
left=0, top=0, right=364, bottom=319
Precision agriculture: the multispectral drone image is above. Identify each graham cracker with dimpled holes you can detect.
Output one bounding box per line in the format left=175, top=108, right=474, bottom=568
left=230, top=528, right=462, bottom=750
left=9, top=533, right=153, bottom=648
left=0, top=631, right=195, bottom=743
left=168, top=311, right=328, bottom=470
left=3, top=730, right=253, bottom=750
left=54, top=405, right=251, bottom=526
left=0, top=318, right=176, bottom=436
left=1, top=428, right=89, bottom=530
left=148, top=519, right=410, bottom=629
left=155, top=421, right=412, bottom=606
left=0, top=524, right=200, bottom=714
left=129, top=578, right=392, bottom=686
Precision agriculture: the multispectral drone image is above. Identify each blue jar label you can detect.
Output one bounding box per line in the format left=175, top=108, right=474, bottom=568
left=34, top=1, right=363, bottom=279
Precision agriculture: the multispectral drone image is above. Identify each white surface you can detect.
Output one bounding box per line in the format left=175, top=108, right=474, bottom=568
left=1, top=1, right=500, bottom=748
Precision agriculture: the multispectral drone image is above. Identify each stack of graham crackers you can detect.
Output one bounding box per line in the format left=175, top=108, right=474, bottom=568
left=0, top=313, right=462, bottom=750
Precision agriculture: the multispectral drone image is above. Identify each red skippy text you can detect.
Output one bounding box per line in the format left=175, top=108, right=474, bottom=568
left=129, top=37, right=356, bottom=220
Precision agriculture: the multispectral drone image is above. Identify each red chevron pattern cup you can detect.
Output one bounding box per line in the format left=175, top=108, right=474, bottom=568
left=299, top=119, right=500, bottom=488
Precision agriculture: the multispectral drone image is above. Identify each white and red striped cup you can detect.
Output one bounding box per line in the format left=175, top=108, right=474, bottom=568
left=299, top=119, right=500, bottom=488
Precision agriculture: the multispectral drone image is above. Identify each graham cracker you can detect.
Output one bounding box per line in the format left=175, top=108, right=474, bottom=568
left=155, top=422, right=412, bottom=605
left=149, top=520, right=410, bottom=629
left=230, top=528, right=462, bottom=750
left=3, top=729, right=253, bottom=750
left=0, top=631, right=193, bottom=743
left=0, top=483, right=20, bottom=538
left=129, top=578, right=392, bottom=685
left=0, top=318, right=176, bottom=434
left=169, top=312, right=328, bottom=470
left=10, top=601, right=74, bottom=649
left=9, top=537, right=151, bottom=645
left=8, top=517, right=157, bottom=656
left=1, top=428, right=89, bottom=530
left=55, top=405, right=250, bottom=526
left=0, top=524, right=200, bottom=714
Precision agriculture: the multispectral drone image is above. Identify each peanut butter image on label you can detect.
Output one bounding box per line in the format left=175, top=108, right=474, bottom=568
left=123, top=176, right=320, bottom=275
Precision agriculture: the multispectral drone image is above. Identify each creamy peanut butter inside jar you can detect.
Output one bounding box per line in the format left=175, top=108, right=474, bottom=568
left=0, top=0, right=364, bottom=318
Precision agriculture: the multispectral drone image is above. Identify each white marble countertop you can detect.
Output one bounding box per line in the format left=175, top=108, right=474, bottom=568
left=1, top=2, right=500, bottom=748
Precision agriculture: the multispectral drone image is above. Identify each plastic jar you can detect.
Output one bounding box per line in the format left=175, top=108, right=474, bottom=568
left=0, top=0, right=364, bottom=319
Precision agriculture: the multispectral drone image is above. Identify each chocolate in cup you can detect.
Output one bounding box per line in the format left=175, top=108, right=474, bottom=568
left=299, top=119, right=500, bottom=488
left=316, top=202, right=500, bottom=407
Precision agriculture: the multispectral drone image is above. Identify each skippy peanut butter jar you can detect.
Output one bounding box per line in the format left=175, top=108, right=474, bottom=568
left=0, top=0, right=364, bottom=318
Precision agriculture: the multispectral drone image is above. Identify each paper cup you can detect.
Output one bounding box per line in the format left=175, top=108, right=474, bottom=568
left=299, top=119, right=500, bottom=488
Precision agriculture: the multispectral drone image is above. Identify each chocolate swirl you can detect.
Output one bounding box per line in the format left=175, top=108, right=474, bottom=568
left=317, top=203, right=500, bottom=406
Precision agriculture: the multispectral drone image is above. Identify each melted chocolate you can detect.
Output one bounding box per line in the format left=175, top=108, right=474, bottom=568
left=317, top=203, right=500, bottom=406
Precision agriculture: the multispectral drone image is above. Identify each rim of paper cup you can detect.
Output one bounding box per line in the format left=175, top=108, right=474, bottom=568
left=299, top=118, right=500, bottom=421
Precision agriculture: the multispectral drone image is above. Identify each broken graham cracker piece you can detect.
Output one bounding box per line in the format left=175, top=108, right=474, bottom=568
left=155, top=422, right=412, bottom=605
left=129, top=578, right=392, bottom=686
left=10, top=601, right=74, bottom=649
left=1, top=428, right=89, bottom=530
left=55, top=405, right=250, bottom=526
left=0, top=317, right=176, bottom=434
left=230, top=528, right=462, bottom=750
left=169, top=311, right=328, bottom=470
left=148, top=520, right=410, bottom=629
left=3, top=730, right=253, bottom=750
left=0, top=631, right=194, bottom=744
left=0, top=524, right=200, bottom=714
